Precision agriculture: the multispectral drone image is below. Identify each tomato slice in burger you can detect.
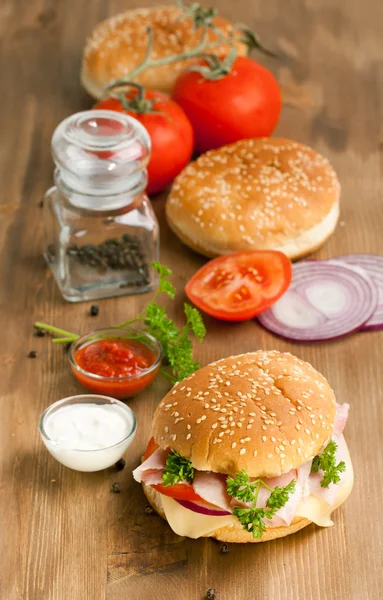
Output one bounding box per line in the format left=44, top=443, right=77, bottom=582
left=151, top=482, right=206, bottom=502
left=143, top=438, right=206, bottom=502
left=185, top=251, right=292, bottom=321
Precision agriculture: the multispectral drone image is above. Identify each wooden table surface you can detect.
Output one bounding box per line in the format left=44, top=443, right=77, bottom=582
left=1, top=0, right=383, bottom=599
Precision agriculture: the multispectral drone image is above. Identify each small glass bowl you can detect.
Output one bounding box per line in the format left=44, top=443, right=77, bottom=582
left=39, top=394, right=137, bottom=472
left=68, top=327, right=162, bottom=399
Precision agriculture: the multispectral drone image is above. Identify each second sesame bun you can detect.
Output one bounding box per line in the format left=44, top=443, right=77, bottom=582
left=152, top=351, right=337, bottom=478
left=81, top=6, right=247, bottom=99
left=166, top=138, right=340, bottom=261
left=143, top=483, right=312, bottom=543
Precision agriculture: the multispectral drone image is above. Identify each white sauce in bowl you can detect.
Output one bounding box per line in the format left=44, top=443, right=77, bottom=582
left=40, top=399, right=136, bottom=472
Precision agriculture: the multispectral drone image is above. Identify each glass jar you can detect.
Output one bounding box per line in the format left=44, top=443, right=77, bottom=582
left=43, top=110, right=159, bottom=302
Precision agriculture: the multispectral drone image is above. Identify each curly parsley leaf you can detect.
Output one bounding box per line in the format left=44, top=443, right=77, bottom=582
left=226, top=470, right=259, bottom=503
left=311, top=440, right=346, bottom=488
left=233, top=506, right=267, bottom=539
left=184, top=303, right=206, bottom=342
left=162, top=451, right=194, bottom=486
left=227, top=472, right=296, bottom=539
left=266, top=480, right=296, bottom=513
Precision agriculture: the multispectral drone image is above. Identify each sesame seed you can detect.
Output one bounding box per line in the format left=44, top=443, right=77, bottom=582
left=186, top=433, right=191, bottom=440
left=253, top=450, right=258, bottom=457
left=237, top=423, right=242, bottom=428
left=164, top=426, right=168, bottom=433
left=305, top=428, right=311, bottom=435
left=280, top=453, right=286, bottom=458
left=172, top=434, right=177, bottom=441
left=240, top=448, right=246, bottom=455
left=262, top=436, right=267, bottom=442
left=187, top=424, right=191, bottom=430
left=267, top=453, right=273, bottom=459
left=212, top=423, right=218, bottom=429
left=232, top=442, right=237, bottom=449
left=296, top=424, right=301, bottom=431
left=196, top=418, right=201, bottom=424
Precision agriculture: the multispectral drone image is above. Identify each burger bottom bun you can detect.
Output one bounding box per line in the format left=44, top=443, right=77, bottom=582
left=143, top=483, right=312, bottom=543
left=166, top=203, right=339, bottom=261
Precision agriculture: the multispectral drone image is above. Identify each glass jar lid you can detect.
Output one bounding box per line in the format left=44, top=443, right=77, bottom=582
left=51, top=110, right=151, bottom=196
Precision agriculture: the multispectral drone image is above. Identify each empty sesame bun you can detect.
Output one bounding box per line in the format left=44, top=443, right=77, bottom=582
left=81, top=6, right=247, bottom=99
left=152, top=351, right=337, bottom=478
left=143, top=483, right=312, bottom=542
left=166, top=138, right=340, bottom=261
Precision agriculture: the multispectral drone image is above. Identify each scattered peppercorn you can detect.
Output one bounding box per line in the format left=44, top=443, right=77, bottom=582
left=220, top=543, right=229, bottom=554
left=28, top=350, right=38, bottom=358
left=90, top=304, right=99, bottom=316
left=111, top=482, right=121, bottom=493
left=115, top=458, right=126, bottom=471
left=144, top=504, right=154, bottom=514
left=34, top=328, right=46, bottom=337
left=206, top=588, right=217, bottom=600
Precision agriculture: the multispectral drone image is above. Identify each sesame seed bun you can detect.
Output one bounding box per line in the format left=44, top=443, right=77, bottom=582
left=143, top=483, right=312, bottom=543
left=152, top=351, right=337, bottom=478
left=81, top=6, right=247, bottom=99
left=166, top=138, right=340, bottom=261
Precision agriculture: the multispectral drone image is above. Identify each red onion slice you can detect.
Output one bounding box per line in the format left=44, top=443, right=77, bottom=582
left=257, top=261, right=378, bottom=342
left=330, top=255, right=383, bottom=331
left=176, top=499, right=232, bottom=517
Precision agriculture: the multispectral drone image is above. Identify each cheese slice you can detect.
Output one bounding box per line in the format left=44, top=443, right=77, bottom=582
left=296, top=439, right=354, bottom=527
left=160, top=442, right=353, bottom=537
left=160, top=495, right=236, bottom=538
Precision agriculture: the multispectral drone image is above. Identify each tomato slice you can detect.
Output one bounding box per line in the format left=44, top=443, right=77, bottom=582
left=185, top=251, right=292, bottom=321
left=143, top=437, right=206, bottom=502
left=143, top=437, right=159, bottom=461
left=151, top=482, right=206, bottom=502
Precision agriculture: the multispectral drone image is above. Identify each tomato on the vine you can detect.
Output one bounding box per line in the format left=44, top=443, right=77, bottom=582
left=172, top=56, right=282, bottom=153
left=94, top=88, right=194, bottom=196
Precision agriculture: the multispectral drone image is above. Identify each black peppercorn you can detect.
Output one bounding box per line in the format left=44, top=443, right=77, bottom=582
left=144, top=504, right=154, bottom=514
left=115, top=458, right=126, bottom=471
left=111, top=482, right=121, bottom=493
left=90, top=304, right=99, bottom=316
left=34, top=328, right=46, bottom=337
left=28, top=350, right=38, bottom=358
left=220, top=543, right=229, bottom=554
left=206, top=588, right=217, bottom=600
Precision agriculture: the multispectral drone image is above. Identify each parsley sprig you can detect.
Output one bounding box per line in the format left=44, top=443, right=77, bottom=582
left=311, top=440, right=346, bottom=488
left=227, top=470, right=296, bottom=539
left=162, top=451, right=195, bottom=486
left=34, top=262, right=206, bottom=385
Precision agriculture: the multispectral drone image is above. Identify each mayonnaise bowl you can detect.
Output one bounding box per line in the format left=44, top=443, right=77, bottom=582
left=38, top=394, right=137, bottom=472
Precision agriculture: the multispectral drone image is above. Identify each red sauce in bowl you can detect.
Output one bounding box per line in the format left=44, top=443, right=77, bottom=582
left=70, top=334, right=161, bottom=399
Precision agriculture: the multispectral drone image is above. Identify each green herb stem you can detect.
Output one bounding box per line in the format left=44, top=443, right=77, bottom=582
left=52, top=337, right=78, bottom=344
left=34, top=322, right=79, bottom=339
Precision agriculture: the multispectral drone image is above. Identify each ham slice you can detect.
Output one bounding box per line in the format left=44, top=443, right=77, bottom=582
left=334, top=403, right=350, bottom=436
left=309, top=433, right=348, bottom=506
left=193, top=471, right=233, bottom=512
left=132, top=448, right=169, bottom=485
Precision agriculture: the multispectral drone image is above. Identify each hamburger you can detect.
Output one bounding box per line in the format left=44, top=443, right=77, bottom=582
left=166, top=138, right=340, bottom=261
left=133, top=351, right=353, bottom=542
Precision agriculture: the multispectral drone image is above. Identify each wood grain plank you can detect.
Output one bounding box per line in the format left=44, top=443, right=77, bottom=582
left=0, top=0, right=383, bottom=599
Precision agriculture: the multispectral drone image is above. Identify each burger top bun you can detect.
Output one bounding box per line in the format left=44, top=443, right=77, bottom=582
left=151, top=351, right=337, bottom=478
left=166, top=138, right=340, bottom=260
left=81, top=5, right=247, bottom=98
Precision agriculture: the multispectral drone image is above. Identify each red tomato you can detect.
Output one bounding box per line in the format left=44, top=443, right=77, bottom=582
left=94, top=90, right=194, bottom=195
left=143, top=437, right=159, bottom=461
left=185, top=251, right=292, bottom=321
left=151, top=482, right=206, bottom=502
left=143, top=437, right=205, bottom=502
left=172, top=56, right=282, bottom=153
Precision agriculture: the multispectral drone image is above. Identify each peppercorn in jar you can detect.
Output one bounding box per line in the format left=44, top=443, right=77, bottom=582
left=43, top=110, right=159, bottom=302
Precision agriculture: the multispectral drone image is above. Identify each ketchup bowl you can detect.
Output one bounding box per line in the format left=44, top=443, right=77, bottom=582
left=68, top=327, right=162, bottom=399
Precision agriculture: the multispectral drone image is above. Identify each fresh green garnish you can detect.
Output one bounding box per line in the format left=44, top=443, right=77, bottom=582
left=162, top=451, right=195, bottom=486
left=34, top=262, right=206, bottom=385
left=311, top=440, right=346, bottom=488
left=227, top=470, right=296, bottom=539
